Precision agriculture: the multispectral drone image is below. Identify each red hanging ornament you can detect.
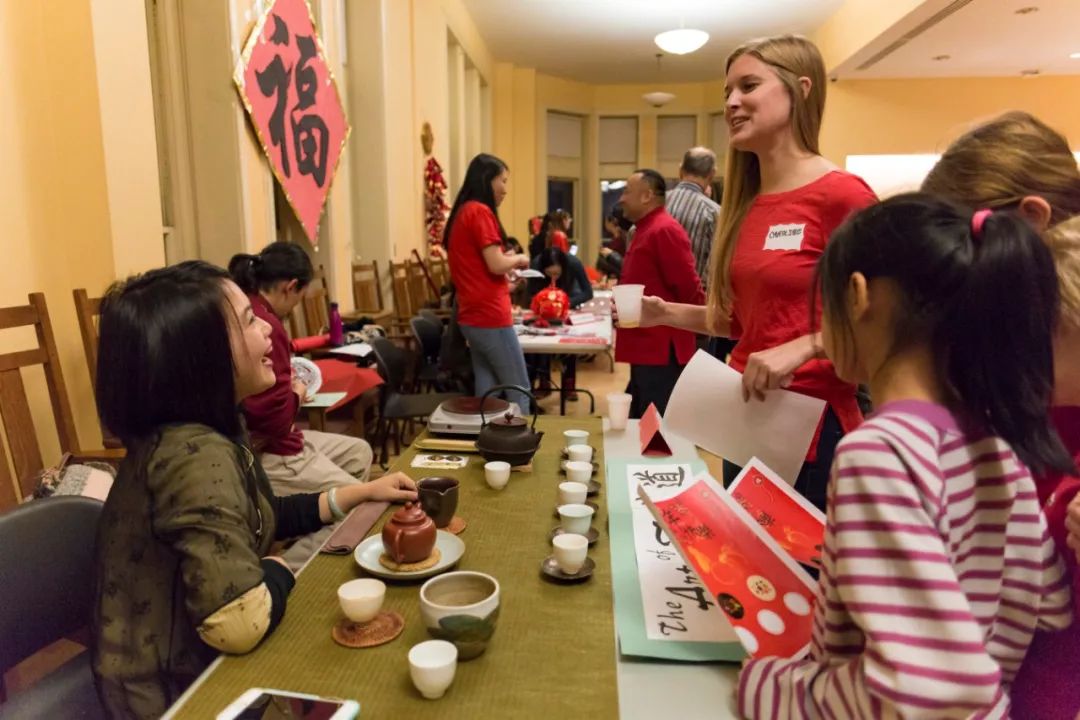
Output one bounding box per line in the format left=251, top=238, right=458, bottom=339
left=424, top=156, right=449, bottom=248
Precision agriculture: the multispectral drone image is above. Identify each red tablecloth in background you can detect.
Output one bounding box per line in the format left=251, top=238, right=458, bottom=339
left=314, top=359, right=383, bottom=412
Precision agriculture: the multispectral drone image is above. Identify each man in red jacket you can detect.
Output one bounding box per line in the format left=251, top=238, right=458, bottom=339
left=615, top=169, right=706, bottom=417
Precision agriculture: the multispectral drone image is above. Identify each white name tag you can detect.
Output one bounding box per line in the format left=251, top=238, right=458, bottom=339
left=763, top=223, right=806, bottom=251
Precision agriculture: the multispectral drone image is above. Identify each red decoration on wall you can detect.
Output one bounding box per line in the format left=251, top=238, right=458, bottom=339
left=424, top=156, right=450, bottom=248
left=234, top=0, right=350, bottom=246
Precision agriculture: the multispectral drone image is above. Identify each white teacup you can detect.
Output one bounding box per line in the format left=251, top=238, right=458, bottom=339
left=567, top=444, right=593, bottom=463
left=557, top=503, right=595, bottom=535
left=553, top=533, right=589, bottom=574
left=558, top=481, right=588, bottom=506
left=408, top=640, right=458, bottom=700
left=338, top=578, right=385, bottom=624
left=606, top=392, right=632, bottom=431
left=563, top=429, right=589, bottom=450
left=484, top=461, right=511, bottom=490
left=564, top=460, right=593, bottom=485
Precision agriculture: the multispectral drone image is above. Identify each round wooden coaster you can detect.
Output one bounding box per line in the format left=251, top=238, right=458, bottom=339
left=378, top=547, right=442, bottom=572
left=446, top=516, right=467, bottom=535
left=331, top=611, right=405, bottom=648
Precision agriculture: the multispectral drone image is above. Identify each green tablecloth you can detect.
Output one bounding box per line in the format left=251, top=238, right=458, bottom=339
left=171, top=416, right=617, bottom=719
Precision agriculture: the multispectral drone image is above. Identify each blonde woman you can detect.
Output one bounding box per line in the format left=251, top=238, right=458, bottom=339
left=637, top=35, right=875, bottom=510
left=922, top=111, right=1080, bottom=719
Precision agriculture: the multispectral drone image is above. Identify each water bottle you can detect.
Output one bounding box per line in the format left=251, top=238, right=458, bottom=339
left=329, top=302, right=344, bottom=346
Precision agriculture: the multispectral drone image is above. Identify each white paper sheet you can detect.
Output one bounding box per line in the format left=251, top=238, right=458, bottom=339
left=329, top=342, right=373, bottom=358
left=664, top=350, right=827, bottom=484
left=627, top=463, right=736, bottom=643
left=300, top=391, right=347, bottom=408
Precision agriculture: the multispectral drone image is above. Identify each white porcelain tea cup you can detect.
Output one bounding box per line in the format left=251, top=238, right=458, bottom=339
left=484, top=461, right=511, bottom=490
left=567, top=444, right=593, bottom=463
left=558, top=481, right=588, bottom=506
left=337, top=578, right=385, bottom=624
left=606, top=392, right=632, bottom=431
left=557, top=503, right=595, bottom=535
left=564, top=460, right=593, bottom=485
left=552, top=533, right=588, bottom=574
left=408, top=640, right=458, bottom=699
left=563, top=429, right=589, bottom=450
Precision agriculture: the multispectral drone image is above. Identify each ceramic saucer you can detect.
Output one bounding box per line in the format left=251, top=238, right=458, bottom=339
left=554, top=500, right=598, bottom=518
left=541, top=555, right=595, bottom=583
left=585, top=479, right=601, bottom=496
left=550, top=525, right=599, bottom=546
left=354, top=531, right=464, bottom=581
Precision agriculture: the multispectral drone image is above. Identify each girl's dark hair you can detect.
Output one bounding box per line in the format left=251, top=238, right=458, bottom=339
left=536, top=247, right=571, bottom=290
left=816, top=192, right=1073, bottom=474
left=607, top=203, right=633, bottom=233
left=228, top=241, right=313, bottom=295
left=97, top=261, right=243, bottom=446
left=444, top=153, right=508, bottom=250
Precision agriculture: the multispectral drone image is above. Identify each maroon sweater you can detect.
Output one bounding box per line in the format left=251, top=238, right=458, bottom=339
left=241, top=294, right=304, bottom=456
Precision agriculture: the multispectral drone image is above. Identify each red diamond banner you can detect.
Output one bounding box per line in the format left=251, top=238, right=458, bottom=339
left=234, top=0, right=349, bottom=246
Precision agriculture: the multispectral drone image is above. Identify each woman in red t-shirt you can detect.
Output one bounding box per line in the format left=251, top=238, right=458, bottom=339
left=446, top=153, right=531, bottom=410
left=635, top=35, right=876, bottom=511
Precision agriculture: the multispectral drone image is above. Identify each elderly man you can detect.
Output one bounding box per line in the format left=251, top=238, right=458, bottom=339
left=615, top=169, right=705, bottom=418
left=667, top=147, right=720, bottom=288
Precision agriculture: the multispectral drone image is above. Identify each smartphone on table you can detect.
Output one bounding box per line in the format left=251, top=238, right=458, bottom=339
left=217, top=688, right=359, bottom=720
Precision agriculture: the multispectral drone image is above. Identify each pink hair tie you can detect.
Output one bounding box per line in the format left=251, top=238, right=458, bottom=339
left=971, top=208, right=993, bottom=239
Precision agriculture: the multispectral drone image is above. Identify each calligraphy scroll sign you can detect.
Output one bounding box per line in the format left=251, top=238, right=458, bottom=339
left=234, top=0, right=350, bottom=246
left=638, top=403, right=672, bottom=457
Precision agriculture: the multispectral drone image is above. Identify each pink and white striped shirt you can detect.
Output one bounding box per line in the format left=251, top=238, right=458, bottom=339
left=738, top=400, right=1073, bottom=719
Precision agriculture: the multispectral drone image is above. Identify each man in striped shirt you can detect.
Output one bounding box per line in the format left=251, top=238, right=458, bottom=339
left=666, top=147, right=720, bottom=289
left=738, top=400, right=1073, bottom=719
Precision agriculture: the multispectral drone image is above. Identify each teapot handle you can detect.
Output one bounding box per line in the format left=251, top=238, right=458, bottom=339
left=478, top=385, right=539, bottom=430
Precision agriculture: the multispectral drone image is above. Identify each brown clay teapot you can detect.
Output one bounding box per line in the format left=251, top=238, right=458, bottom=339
left=381, top=502, right=437, bottom=564
left=475, top=385, right=543, bottom=467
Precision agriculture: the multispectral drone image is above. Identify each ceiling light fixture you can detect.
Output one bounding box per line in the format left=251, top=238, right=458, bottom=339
left=654, top=28, right=709, bottom=55
left=642, top=54, right=676, bottom=107
left=932, top=54, right=951, bottom=61
left=1070, top=52, right=1080, bottom=59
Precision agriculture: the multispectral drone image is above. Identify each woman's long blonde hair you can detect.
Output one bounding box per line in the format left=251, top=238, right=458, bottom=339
left=922, top=111, right=1080, bottom=328
left=707, top=35, right=827, bottom=327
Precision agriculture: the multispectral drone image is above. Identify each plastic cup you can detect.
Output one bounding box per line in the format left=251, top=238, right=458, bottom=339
left=607, top=392, right=632, bottom=431
left=612, top=284, right=644, bottom=328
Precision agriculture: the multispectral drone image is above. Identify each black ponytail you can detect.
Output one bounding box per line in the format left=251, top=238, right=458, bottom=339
left=227, top=242, right=313, bottom=295
left=817, top=193, right=1074, bottom=475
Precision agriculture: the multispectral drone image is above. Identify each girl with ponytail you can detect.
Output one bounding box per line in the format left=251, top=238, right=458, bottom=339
left=737, top=194, right=1073, bottom=718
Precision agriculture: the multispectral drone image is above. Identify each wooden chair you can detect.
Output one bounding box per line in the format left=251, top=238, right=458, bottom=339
left=72, top=289, right=123, bottom=450
left=0, top=293, right=123, bottom=510
left=406, top=259, right=437, bottom=311
left=345, top=261, right=392, bottom=322
left=388, top=260, right=415, bottom=323
left=289, top=266, right=331, bottom=339
left=429, top=256, right=450, bottom=292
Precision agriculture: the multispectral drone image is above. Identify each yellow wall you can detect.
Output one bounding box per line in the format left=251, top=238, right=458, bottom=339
left=0, top=0, right=135, bottom=469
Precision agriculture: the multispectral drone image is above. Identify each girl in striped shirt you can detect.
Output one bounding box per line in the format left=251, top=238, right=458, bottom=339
left=738, top=193, right=1075, bottom=719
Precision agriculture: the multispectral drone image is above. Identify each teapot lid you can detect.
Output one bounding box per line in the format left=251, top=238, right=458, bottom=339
left=492, top=411, right=526, bottom=428
left=390, top=502, right=429, bottom=524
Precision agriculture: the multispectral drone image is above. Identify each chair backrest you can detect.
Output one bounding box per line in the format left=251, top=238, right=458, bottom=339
left=0, top=496, right=102, bottom=675
left=429, top=257, right=449, bottom=291
left=388, top=260, right=414, bottom=321
left=289, top=265, right=330, bottom=338
left=370, top=336, right=408, bottom=397
left=351, top=261, right=385, bottom=314
left=0, top=294, right=82, bottom=510
left=410, top=316, right=442, bottom=362
left=72, top=289, right=102, bottom=387
left=406, top=258, right=438, bottom=309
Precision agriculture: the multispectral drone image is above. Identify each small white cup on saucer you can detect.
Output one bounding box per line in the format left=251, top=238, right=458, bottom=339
left=409, top=640, right=458, bottom=699
left=563, top=429, right=589, bottom=450
left=484, top=461, right=511, bottom=490
left=557, top=503, right=595, bottom=535
left=567, top=444, right=593, bottom=463
left=564, top=460, right=592, bottom=485
left=338, top=578, right=386, bottom=624
left=552, top=533, right=588, bottom=574
left=558, top=481, right=588, bottom=506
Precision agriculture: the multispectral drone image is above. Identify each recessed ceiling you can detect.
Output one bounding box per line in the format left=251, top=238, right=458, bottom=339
left=835, top=0, right=1080, bottom=78
left=460, top=0, right=845, bottom=84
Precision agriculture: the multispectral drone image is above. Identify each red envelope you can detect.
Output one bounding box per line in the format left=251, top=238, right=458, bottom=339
left=638, top=403, right=672, bottom=456
left=728, top=459, right=826, bottom=569
left=640, top=475, right=817, bottom=659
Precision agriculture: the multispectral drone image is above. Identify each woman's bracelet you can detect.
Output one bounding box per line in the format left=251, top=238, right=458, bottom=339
left=327, top=487, right=348, bottom=521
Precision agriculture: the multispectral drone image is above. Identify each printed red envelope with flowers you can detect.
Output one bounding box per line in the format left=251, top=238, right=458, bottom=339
left=639, top=474, right=818, bottom=659
left=728, top=459, right=825, bottom=569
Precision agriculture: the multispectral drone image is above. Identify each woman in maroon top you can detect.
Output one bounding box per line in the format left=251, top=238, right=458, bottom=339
left=445, top=154, right=531, bottom=411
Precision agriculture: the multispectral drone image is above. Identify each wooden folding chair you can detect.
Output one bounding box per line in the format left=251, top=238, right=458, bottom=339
left=388, top=260, right=415, bottom=324
left=288, top=266, right=331, bottom=339
left=0, top=293, right=124, bottom=510
left=72, top=289, right=123, bottom=450
left=345, top=261, right=392, bottom=323
left=429, top=257, right=450, bottom=292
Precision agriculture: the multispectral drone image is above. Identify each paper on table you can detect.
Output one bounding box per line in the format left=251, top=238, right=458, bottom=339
left=329, top=342, right=373, bottom=358
left=301, top=391, right=347, bottom=408
left=664, top=350, right=826, bottom=484
left=516, top=268, right=545, bottom=278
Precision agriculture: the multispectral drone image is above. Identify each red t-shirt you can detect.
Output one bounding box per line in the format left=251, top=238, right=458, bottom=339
left=242, top=294, right=304, bottom=456
left=550, top=230, right=570, bottom=253
left=728, top=170, right=877, bottom=436
left=448, top=201, right=511, bottom=328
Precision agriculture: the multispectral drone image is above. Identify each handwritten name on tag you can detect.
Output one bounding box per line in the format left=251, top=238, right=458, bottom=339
left=763, top=223, right=805, bottom=251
